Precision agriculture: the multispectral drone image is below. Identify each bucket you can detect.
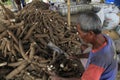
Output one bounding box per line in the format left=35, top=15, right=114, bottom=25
left=105, top=0, right=114, bottom=4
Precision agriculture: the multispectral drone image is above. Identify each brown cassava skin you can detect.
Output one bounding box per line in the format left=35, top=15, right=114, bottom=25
left=0, top=1, right=84, bottom=79
left=0, top=2, right=15, bottom=19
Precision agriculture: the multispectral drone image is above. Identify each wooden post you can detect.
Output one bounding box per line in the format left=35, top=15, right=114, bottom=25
left=76, top=0, right=80, bottom=5
left=67, top=0, right=71, bottom=29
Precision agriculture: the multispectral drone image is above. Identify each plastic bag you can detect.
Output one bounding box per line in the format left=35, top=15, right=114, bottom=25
left=91, top=0, right=101, bottom=3
left=104, top=13, right=119, bottom=29
left=97, top=8, right=105, bottom=26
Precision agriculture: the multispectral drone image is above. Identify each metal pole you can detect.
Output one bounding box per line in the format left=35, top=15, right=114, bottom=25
left=67, top=0, right=71, bottom=28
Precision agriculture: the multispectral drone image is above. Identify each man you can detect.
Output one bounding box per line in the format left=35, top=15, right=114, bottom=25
left=50, top=11, right=118, bottom=80
left=77, top=11, right=118, bottom=80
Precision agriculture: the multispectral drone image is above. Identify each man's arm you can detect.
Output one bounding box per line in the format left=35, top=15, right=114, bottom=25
left=81, top=64, right=105, bottom=80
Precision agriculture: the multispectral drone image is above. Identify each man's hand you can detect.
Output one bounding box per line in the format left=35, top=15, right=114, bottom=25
left=81, top=44, right=89, bottom=53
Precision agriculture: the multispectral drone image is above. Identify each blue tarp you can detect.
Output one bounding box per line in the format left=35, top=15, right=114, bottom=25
left=105, top=0, right=114, bottom=4
left=114, top=0, right=120, bottom=7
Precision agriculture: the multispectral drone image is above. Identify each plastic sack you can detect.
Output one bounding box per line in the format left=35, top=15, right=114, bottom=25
left=97, top=8, right=105, bottom=26
left=91, top=0, right=101, bottom=3
left=104, top=13, right=119, bottom=29
left=103, top=5, right=119, bottom=14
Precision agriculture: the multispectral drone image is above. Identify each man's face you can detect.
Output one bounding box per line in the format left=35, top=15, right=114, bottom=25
left=77, top=24, right=92, bottom=43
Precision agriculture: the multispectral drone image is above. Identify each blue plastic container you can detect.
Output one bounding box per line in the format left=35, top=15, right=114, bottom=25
left=105, top=0, right=114, bottom=4
left=114, top=0, right=120, bottom=7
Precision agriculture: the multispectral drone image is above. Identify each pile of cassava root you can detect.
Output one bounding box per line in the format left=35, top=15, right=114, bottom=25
left=0, top=0, right=84, bottom=80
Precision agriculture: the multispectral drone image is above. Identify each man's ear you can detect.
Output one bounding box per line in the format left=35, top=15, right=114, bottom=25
left=88, top=31, right=95, bottom=37
left=77, top=24, right=80, bottom=30
left=77, top=25, right=81, bottom=33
